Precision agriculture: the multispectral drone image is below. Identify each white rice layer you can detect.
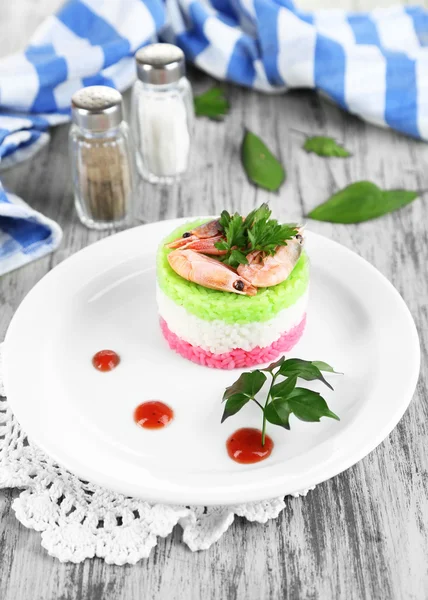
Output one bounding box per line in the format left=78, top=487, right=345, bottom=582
left=157, top=286, right=308, bottom=354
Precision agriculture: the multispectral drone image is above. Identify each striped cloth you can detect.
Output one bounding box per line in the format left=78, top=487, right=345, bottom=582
left=0, top=184, right=62, bottom=276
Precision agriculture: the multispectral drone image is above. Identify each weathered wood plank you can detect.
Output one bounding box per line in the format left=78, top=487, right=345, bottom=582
left=1, top=1, right=428, bottom=599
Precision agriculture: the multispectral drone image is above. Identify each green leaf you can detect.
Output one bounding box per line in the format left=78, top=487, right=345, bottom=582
left=227, top=249, right=249, bottom=268
left=303, top=136, right=351, bottom=158
left=247, top=218, right=297, bottom=255
left=194, top=87, right=230, bottom=120
left=271, top=375, right=298, bottom=400
left=381, top=190, right=420, bottom=214
left=214, top=240, right=229, bottom=251
left=216, top=210, right=247, bottom=262
left=225, top=212, right=247, bottom=248
left=241, top=130, right=286, bottom=192
left=312, top=361, right=341, bottom=374
left=285, top=388, right=340, bottom=423
left=245, top=203, right=272, bottom=229
left=278, top=359, right=333, bottom=391
left=307, top=181, right=419, bottom=224
left=218, top=209, right=231, bottom=232
left=222, top=370, right=267, bottom=401
left=263, top=356, right=285, bottom=372
left=265, top=388, right=339, bottom=429
left=216, top=203, right=297, bottom=265
left=221, top=393, right=250, bottom=423
left=265, top=399, right=291, bottom=430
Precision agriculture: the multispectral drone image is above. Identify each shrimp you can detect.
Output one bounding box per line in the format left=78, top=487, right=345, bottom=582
left=168, top=249, right=257, bottom=296
left=237, top=231, right=304, bottom=287
left=166, top=220, right=226, bottom=255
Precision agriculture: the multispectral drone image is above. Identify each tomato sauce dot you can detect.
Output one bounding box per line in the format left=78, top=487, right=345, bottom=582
left=226, top=428, right=273, bottom=464
left=134, top=401, right=174, bottom=430
left=92, top=350, right=120, bottom=372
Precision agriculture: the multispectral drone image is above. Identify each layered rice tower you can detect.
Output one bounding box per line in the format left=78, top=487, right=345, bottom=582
left=157, top=219, right=309, bottom=370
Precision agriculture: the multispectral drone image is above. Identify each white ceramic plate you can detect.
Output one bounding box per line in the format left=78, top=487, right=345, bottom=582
left=3, top=219, right=420, bottom=506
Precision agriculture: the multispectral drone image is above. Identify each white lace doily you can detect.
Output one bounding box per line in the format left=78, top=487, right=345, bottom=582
left=0, top=343, right=313, bottom=564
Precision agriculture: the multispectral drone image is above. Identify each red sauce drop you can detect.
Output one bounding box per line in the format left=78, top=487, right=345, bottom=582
left=226, top=428, right=273, bottom=464
left=134, top=401, right=174, bottom=430
left=92, top=349, right=120, bottom=372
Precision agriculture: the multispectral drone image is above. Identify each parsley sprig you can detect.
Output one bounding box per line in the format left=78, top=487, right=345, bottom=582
left=215, top=204, right=298, bottom=268
left=221, top=357, right=341, bottom=446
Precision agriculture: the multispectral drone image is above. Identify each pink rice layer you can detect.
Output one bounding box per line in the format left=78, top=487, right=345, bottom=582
left=159, top=315, right=306, bottom=370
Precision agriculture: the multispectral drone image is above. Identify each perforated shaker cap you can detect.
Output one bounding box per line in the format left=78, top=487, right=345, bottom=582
left=135, top=43, right=185, bottom=85
left=71, top=86, right=124, bottom=131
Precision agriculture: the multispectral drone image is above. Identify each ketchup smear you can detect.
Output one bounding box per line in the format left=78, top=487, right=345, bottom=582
left=226, top=428, right=273, bottom=464
left=92, top=349, right=120, bottom=372
left=134, top=401, right=174, bottom=430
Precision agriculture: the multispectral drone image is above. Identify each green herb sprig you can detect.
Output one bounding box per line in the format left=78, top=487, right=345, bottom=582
left=221, top=357, right=340, bottom=445
left=215, top=203, right=298, bottom=268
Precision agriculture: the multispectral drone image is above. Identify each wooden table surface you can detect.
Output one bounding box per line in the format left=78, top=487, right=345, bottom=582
left=1, top=1, right=428, bottom=599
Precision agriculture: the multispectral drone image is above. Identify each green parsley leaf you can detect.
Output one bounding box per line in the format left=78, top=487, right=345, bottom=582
left=218, top=209, right=231, bottom=231
left=194, top=87, right=230, bottom=120
left=248, top=219, right=297, bottom=255
left=214, top=240, right=229, bottom=251
left=215, top=204, right=298, bottom=265
left=216, top=210, right=246, bottom=251
left=278, top=359, right=334, bottom=391
left=241, top=130, right=286, bottom=192
left=303, top=136, right=351, bottom=158
left=307, top=181, right=419, bottom=224
left=222, top=370, right=267, bottom=402
left=225, top=213, right=246, bottom=248
left=227, top=249, right=248, bottom=269
left=216, top=210, right=249, bottom=265
left=245, top=203, right=272, bottom=229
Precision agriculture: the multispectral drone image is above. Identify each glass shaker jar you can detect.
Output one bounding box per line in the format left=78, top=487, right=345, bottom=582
left=69, top=86, right=135, bottom=230
left=131, top=43, right=194, bottom=185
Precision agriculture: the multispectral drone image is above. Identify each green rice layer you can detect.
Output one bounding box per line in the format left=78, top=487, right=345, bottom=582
left=157, top=220, right=310, bottom=324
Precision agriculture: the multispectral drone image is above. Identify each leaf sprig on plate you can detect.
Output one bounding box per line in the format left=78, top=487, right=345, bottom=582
left=215, top=203, right=298, bottom=268
left=221, top=357, right=341, bottom=445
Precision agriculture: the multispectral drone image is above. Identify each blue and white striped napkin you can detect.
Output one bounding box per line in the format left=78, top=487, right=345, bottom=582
left=0, top=184, right=62, bottom=276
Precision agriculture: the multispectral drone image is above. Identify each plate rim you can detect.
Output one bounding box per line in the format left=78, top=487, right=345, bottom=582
left=3, top=218, right=421, bottom=505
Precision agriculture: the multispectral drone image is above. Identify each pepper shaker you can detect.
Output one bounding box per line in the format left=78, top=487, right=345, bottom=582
left=69, top=86, right=135, bottom=230
left=131, top=43, right=194, bottom=185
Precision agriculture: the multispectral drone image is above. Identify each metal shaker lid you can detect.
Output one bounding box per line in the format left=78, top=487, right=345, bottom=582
left=71, top=86, right=124, bottom=131
left=135, top=43, right=185, bottom=85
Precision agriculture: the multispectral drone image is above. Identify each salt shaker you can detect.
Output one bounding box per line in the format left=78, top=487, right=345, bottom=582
left=131, top=43, right=194, bottom=184
left=69, top=86, right=135, bottom=230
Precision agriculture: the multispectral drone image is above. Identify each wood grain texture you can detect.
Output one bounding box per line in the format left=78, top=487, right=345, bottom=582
left=1, top=1, right=428, bottom=599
